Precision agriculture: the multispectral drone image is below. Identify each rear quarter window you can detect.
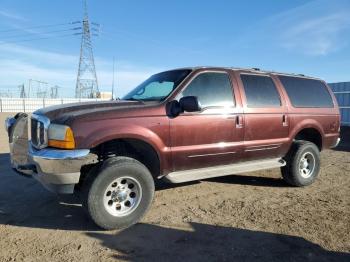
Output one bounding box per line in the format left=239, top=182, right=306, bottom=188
left=279, top=76, right=333, bottom=108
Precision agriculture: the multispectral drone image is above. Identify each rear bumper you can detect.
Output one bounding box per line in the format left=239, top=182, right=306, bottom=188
left=6, top=115, right=97, bottom=194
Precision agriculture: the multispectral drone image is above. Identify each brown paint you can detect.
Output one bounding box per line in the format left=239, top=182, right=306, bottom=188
left=37, top=67, right=340, bottom=176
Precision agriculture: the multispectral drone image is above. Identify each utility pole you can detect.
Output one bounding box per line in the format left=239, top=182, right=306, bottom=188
left=19, top=84, right=26, bottom=98
left=28, top=79, right=32, bottom=98
left=75, top=0, right=99, bottom=98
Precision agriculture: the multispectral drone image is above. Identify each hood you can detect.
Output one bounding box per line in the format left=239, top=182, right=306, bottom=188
left=35, top=100, right=158, bottom=125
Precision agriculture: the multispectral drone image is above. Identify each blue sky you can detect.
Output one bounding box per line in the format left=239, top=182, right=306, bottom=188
left=0, top=0, right=350, bottom=97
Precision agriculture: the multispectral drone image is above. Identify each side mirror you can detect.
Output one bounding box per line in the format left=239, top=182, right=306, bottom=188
left=166, top=100, right=182, bottom=117
left=179, top=96, right=201, bottom=112
left=166, top=96, right=201, bottom=118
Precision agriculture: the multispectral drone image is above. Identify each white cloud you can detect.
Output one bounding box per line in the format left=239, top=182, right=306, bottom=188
left=279, top=10, right=350, bottom=55
left=235, top=0, right=350, bottom=56
left=0, top=44, right=77, bottom=65
left=0, top=9, right=26, bottom=21
left=0, top=44, right=156, bottom=98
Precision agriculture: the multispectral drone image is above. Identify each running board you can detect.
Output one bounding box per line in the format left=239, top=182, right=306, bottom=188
left=163, top=158, right=286, bottom=183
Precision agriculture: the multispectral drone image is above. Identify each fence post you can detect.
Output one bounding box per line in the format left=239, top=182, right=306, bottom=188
left=43, top=98, right=45, bottom=108
left=61, top=99, right=63, bottom=104
left=23, top=99, right=25, bottom=113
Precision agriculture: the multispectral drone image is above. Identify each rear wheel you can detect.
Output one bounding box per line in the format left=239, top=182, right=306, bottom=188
left=81, top=157, right=155, bottom=230
left=281, top=141, right=320, bottom=186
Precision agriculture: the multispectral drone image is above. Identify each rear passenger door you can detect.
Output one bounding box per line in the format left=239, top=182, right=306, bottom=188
left=235, top=72, right=289, bottom=160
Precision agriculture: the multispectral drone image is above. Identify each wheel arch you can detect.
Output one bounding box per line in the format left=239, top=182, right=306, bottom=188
left=90, top=137, right=162, bottom=179
left=290, top=121, right=324, bottom=151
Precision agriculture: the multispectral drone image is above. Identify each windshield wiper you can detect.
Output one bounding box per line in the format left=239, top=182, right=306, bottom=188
left=123, top=98, right=145, bottom=103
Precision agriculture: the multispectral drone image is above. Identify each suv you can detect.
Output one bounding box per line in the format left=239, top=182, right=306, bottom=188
left=5, top=67, right=340, bottom=230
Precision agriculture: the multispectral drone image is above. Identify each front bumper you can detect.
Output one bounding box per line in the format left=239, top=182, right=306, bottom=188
left=6, top=114, right=97, bottom=194
left=29, top=144, right=97, bottom=193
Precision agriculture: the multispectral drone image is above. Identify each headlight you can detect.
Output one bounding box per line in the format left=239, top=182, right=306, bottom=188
left=48, top=124, right=75, bottom=149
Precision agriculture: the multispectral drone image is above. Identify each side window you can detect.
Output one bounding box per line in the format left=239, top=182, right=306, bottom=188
left=241, top=74, right=281, bottom=108
left=181, top=72, right=234, bottom=108
left=279, top=76, right=334, bottom=108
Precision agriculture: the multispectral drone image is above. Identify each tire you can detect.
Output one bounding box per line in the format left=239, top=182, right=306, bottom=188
left=281, top=141, right=320, bottom=187
left=81, top=157, right=155, bottom=230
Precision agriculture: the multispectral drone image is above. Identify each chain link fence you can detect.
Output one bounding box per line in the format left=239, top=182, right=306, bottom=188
left=0, top=98, right=109, bottom=113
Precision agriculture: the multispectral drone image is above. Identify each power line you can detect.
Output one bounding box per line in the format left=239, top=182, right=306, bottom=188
left=1, top=28, right=81, bottom=41
left=0, top=33, right=79, bottom=46
left=0, top=21, right=81, bottom=34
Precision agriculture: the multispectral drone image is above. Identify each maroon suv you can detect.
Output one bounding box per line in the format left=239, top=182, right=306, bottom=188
left=5, top=67, right=340, bottom=229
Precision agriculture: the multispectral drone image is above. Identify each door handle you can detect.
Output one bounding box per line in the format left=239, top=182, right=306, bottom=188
left=236, top=115, right=243, bottom=128
left=282, top=114, right=288, bottom=127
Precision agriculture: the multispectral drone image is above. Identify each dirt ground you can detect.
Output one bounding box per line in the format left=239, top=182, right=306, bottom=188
left=0, top=113, right=349, bottom=261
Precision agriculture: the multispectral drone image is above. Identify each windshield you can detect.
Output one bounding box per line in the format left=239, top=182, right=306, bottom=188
left=122, top=69, right=191, bottom=101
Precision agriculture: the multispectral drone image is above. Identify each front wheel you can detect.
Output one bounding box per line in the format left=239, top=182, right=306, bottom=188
left=281, top=141, right=320, bottom=187
left=81, top=157, right=155, bottom=230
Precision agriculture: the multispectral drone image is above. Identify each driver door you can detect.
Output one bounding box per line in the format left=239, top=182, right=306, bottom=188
left=169, top=70, right=244, bottom=171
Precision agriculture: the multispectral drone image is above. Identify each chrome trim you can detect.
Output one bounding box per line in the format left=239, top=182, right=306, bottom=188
left=188, top=151, right=236, bottom=158
left=29, top=142, right=90, bottom=160
left=247, top=143, right=281, bottom=149
left=4, top=117, right=16, bottom=133
left=36, top=120, right=41, bottom=145
left=31, top=114, right=50, bottom=149
left=245, top=146, right=280, bottom=152
left=245, top=143, right=281, bottom=152
left=330, top=138, right=341, bottom=148
left=333, top=91, right=350, bottom=94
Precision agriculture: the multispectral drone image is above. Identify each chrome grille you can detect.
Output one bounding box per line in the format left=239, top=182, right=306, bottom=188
left=31, top=114, right=50, bottom=149
left=31, top=118, right=38, bottom=146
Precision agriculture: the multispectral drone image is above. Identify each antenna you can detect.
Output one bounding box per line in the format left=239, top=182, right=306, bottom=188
left=112, top=57, right=115, bottom=100
left=75, top=0, right=99, bottom=98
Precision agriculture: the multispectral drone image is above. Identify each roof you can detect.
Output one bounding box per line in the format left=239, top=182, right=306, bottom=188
left=170, top=66, right=322, bottom=81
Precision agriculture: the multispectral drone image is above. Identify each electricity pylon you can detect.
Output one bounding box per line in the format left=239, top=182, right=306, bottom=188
left=50, top=85, right=61, bottom=98
left=75, top=0, right=99, bottom=98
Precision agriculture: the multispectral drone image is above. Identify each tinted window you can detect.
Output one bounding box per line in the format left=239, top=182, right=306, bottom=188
left=241, top=74, right=281, bottom=107
left=279, top=76, right=334, bottom=108
left=182, top=72, right=234, bottom=107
